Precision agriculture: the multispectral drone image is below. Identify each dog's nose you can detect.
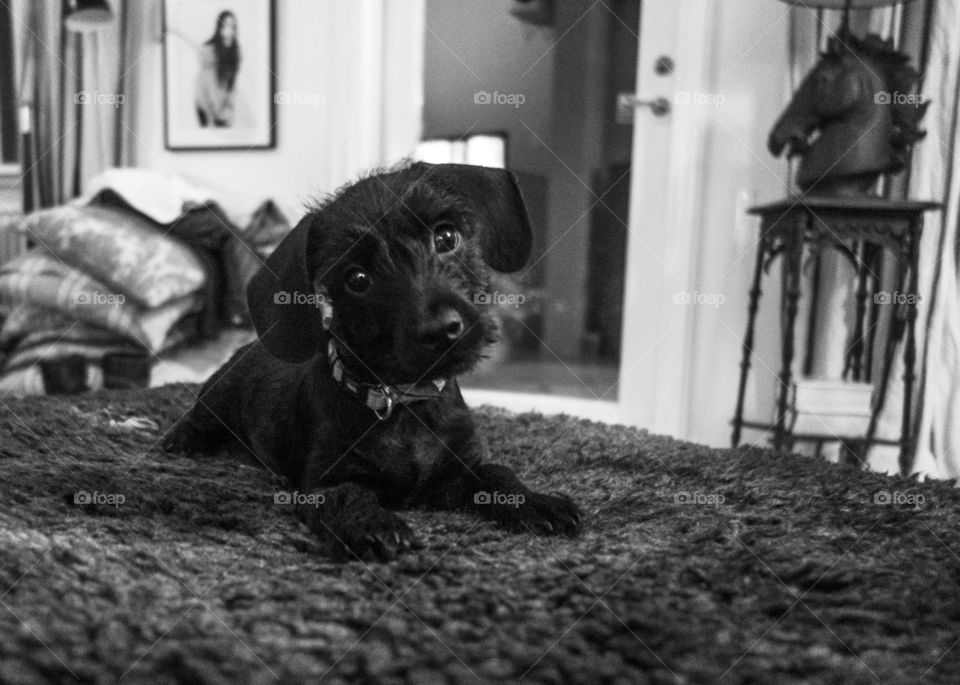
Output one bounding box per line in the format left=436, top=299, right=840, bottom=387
left=440, top=309, right=465, bottom=339
left=420, top=307, right=464, bottom=345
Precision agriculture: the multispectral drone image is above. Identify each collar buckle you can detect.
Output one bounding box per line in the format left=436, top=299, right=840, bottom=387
left=372, top=387, right=395, bottom=421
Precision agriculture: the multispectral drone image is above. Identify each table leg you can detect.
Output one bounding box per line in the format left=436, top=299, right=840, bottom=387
left=775, top=225, right=804, bottom=452
left=864, top=243, right=883, bottom=384
left=802, top=253, right=822, bottom=377
left=900, top=219, right=921, bottom=474
left=850, top=241, right=870, bottom=381
left=858, top=243, right=886, bottom=465
left=732, top=236, right=767, bottom=447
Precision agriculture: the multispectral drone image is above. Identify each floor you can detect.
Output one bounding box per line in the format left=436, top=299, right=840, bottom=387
left=463, top=359, right=619, bottom=400
left=155, top=329, right=620, bottom=400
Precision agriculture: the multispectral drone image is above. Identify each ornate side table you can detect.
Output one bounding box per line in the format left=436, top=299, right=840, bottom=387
left=731, top=196, right=940, bottom=472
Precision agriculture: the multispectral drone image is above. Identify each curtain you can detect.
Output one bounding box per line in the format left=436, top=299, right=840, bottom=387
left=19, top=0, right=136, bottom=211
left=911, top=0, right=960, bottom=479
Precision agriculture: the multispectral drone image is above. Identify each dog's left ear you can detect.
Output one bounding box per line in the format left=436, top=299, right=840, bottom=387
left=246, top=214, right=327, bottom=363
left=426, top=164, right=533, bottom=273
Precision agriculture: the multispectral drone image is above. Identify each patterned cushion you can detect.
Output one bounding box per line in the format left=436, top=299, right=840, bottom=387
left=0, top=251, right=201, bottom=353
left=0, top=305, right=121, bottom=349
left=19, top=204, right=205, bottom=308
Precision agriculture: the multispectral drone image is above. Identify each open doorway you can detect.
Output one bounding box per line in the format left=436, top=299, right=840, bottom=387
left=421, top=0, right=639, bottom=401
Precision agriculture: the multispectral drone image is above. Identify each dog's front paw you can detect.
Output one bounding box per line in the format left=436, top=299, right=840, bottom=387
left=161, top=423, right=194, bottom=455
left=330, top=509, right=417, bottom=562
left=490, top=491, right=582, bottom=537
left=161, top=415, right=227, bottom=457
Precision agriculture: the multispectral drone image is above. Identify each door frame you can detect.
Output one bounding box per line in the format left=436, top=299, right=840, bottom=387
left=464, top=0, right=716, bottom=433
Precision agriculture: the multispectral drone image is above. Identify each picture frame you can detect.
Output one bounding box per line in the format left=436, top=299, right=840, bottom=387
left=162, top=0, right=275, bottom=151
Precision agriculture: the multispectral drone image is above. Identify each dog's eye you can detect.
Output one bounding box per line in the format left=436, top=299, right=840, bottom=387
left=344, top=268, right=372, bottom=295
left=433, top=224, right=461, bottom=254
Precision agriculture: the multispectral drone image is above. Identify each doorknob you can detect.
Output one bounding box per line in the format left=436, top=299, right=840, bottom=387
left=616, top=93, right=671, bottom=123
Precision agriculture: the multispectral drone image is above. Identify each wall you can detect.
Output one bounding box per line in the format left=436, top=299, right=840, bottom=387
left=422, top=0, right=555, bottom=175
left=539, top=2, right=616, bottom=360
left=133, top=0, right=422, bottom=225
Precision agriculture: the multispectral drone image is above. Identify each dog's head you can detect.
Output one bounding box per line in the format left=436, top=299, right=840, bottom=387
left=246, top=161, right=532, bottom=384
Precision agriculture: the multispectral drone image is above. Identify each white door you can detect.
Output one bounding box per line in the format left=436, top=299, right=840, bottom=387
left=617, top=1, right=714, bottom=434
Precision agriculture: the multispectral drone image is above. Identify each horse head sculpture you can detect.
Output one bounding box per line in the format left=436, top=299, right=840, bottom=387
left=769, top=33, right=928, bottom=197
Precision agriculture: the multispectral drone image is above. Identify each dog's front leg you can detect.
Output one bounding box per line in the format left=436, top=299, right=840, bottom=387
left=295, top=482, right=416, bottom=561
left=425, top=442, right=583, bottom=536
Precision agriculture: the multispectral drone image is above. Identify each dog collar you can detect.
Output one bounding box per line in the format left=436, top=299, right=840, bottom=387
left=327, top=340, right=447, bottom=420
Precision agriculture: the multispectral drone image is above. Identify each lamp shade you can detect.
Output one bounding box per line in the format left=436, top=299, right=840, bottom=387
left=509, top=0, right=555, bottom=27
left=778, top=0, right=917, bottom=8
left=64, top=0, right=113, bottom=32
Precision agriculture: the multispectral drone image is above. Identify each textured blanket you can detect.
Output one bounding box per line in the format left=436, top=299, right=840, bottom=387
left=1, top=386, right=959, bottom=684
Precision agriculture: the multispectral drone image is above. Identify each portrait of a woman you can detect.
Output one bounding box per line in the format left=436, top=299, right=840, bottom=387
left=163, top=0, right=274, bottom=150
left=195, top=11, right=241, bottom=127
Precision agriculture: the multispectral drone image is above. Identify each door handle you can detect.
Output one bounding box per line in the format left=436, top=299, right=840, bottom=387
left=619, top=94, right=671, bottom=117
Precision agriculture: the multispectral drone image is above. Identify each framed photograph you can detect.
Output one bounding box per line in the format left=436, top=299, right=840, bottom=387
left=162, top=0, right=275, bottom=150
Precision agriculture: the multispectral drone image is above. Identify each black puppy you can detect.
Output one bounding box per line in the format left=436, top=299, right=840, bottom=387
left=163, top=161, right=581, bottom=560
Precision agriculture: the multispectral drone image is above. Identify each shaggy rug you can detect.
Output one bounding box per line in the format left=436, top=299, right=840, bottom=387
left=1, top=386, right=959, bottom=684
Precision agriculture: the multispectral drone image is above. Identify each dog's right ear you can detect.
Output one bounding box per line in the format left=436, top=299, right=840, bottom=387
left=421, top=163, right=533, bottom=273
left=246, top=214, right=327, bottom=363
